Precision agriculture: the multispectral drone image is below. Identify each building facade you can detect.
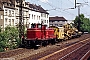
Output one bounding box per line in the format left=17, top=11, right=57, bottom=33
left=49, top=16, right=67, bottom=27
left=0, top=0, right=49, bottom=30
left=0, top=9, right=4, bottom=30
left=15, top=0, right=29, bottom=28
left=28, top=3, right=49, bottom=28
left=0, top=0, right=16, bottom=30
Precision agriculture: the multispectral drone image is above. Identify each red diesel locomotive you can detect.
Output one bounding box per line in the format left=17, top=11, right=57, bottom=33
left=24, top=23, right=56, bottom=47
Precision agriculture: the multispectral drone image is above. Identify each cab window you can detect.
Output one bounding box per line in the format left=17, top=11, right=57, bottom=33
left=37, top=24, right=41, bottom=28
left=31, top=24, right=36, bottom=28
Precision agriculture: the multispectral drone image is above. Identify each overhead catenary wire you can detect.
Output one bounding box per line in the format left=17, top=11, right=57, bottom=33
left=30, top=0, right=76, bottom=15
left=67, top=0, right=74, bottom=4
left=76, top=1, right=90, bottom=17
left=29, top=0, right=90, bottom=19
left=42, top=0, right=76, bottom=16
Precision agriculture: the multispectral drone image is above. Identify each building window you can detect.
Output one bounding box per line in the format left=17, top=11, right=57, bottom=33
left=1, top=14, right=3, bottom=19
left=44, top=14, right=46, bottom=17
left=29, top=14, right=30, bottom=18
left=32, top=14, right=33, bottom=19
left=12, top=19, right=14, bottom=26
left=23, top=4, right=24, bottom=6
left=9, top=19, right=11, bottom=26
left=12, top=11, right=14, bottom=16
left=7, top=3, right=9, bottom=6
left=34, top=15, right=35, bottom=20
left=41, top=13, right=43, bottom=17
left=5, top=9, right=7, bottom=15
left=50, top=24, right=53, bottom=26
left=55, top=24, right=58, bottom=26
left=37, top=16, right=38, bottom=20
left=5, top=18, right=7, bottom=25
left=47, top=14, right=48, bottom=18
left=9, top=10, right=11, bottom=16
left=39, top=16, right=40, bottom=20
left=45, top=20, right=46, bottom=23
left=4, top=3, right=7, bottom=6
left=47, top=20, right=48, bottom=23
left=59, top=24, right=63, bottom=27
left=55, top=21, right=57, bottom=23
left=41, top=13, right=46, bottom=17
left=41, top=20, right=43, bottom=24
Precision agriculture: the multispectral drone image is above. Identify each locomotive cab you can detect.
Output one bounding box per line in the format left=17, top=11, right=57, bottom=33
left=26, top=23, right=46, bottom=40
left=25, top=23, right=56, bottom=47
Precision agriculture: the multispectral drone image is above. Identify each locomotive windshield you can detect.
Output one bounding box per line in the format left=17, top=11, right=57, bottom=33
left=31, top=24, right=36, bottom=28
left=37, top=24, right=41, bottom=28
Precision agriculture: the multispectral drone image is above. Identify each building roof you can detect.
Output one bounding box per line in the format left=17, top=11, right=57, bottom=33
left=0, top=0, right=15, bottom=9
left=49, top=16, right=67, bottom=21
left=0, top=0, right=15, bottom=4
left=29, top=3, right=49, bottom=14
left=37, top=5, right=49, bottom=14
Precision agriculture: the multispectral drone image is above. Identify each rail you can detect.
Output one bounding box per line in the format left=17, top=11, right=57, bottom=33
left=80, top=50, right=90, bottom=60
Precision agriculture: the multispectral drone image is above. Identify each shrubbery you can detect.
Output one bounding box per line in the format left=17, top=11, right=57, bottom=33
left=0, top=26, right=21, bottom=52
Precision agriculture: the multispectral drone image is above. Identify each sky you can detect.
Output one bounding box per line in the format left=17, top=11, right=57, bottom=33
left=25, top=0, right=90, bottom=20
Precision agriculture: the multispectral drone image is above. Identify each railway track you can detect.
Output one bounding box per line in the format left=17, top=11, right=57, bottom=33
left=38, top=37, right=90, bottom=60
left=59, top=39, right=90, bottom=60
left=80, top=50, right=90, bottom=60
left=0, top=34, right=90, bottom=60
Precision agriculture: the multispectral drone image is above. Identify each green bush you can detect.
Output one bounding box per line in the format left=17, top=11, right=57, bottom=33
left=0, top=26, right=21, bottom=52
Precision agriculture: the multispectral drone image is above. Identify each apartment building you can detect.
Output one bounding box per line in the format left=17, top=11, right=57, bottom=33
left=49, top=16, right=67, bottom=27
left=0, top=0, right=49, bottom=30
left=39, top=6, right=49, bottom=27
left=28, top=3, right=41, bottom=28
left=0, top=8, right=4, bottom=30
left=0, top=0, right=15, bottom=30
left=0, top=0, right=30, bottom=29
left=28, top=3, right=49, bottom=28
left=15, top=0, right=29, bottom=28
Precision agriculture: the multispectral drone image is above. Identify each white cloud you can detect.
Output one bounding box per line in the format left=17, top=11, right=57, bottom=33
left=39, top=0, right=49, bottom=3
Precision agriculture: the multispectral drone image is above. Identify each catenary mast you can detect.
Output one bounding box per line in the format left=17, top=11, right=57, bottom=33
left=19, top=0, right=24, bottom=44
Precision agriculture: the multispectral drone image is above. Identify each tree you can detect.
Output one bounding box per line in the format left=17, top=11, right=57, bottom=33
left=74, top=14, right=90, bottom=33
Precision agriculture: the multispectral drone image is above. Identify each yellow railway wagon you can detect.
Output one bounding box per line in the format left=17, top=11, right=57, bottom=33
left=49, top=26, right=64, bottom=41
left=49, top=23, right=82, bottom=41
left=58, top=27, right=64, bottom=40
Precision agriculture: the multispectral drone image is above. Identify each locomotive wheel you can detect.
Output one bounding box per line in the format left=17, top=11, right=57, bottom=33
left=41, top=41, right=46, bottom=47
left=46, top=40, right=49, bottom=45
left=54, top=38, right=57, bottom=43
left=48, top=40, right=51, bottom=45
left=25, top=40, right=32, bottom=49
left=51, top=39, right=55, bottom=45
